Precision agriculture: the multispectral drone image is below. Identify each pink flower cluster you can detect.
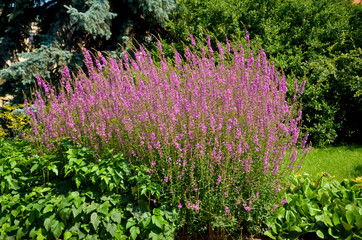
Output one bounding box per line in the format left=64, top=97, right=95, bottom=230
left=26, top=35, right=309, bottom=218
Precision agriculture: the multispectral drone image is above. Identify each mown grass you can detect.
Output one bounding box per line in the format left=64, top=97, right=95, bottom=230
left=301, top=145, right=362, bottom=181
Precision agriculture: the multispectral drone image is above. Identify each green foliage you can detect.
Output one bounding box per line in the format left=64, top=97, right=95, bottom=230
left=65, top=0, right=117, bottom=40
left=127, top=0, right=177, bottom=27
left=0, top=46, right=76, bottom=103
left=0, top=139, right=179, bottom=239
left=165, top=0, right=362, bottom=145
left=264, top=175, right=362, bottom=240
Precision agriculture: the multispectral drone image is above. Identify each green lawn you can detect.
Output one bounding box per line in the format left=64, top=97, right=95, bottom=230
left=300, top=145, right=362, bottom=181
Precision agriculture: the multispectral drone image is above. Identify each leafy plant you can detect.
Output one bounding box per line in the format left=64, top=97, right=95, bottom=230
left=0, top=138, right=35, bottom=194
left=0, top=139, right=179, bottom=239
left=264, top=174, right=362, bottom=240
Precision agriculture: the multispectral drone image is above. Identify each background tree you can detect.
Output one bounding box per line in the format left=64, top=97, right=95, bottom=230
left=0, top=0, right=177, bottom=102
left=163, top=0, right=362, bottom=146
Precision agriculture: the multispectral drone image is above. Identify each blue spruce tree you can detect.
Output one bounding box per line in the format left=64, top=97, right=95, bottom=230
left=0, top=0, right=177, bottom=102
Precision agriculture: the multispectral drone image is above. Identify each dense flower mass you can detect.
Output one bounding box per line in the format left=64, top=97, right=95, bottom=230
left=26, top=35, right=310, bottom=226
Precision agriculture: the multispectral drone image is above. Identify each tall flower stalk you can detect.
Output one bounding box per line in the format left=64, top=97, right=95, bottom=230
left=26, top=35, right=310, bottom=233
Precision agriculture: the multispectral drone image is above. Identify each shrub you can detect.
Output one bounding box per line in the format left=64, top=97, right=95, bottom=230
left=0, top=139, right=178, bottom=239
left=164, top=0, right=362, bottom=146
left=26, top=36, right=310, bottom=236
left=0, top=104, right=30, bottom=138
left=265, top=174, right=362, bottom=240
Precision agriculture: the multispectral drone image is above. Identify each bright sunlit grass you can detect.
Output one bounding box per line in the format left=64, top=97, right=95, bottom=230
left=301, top=145, right=362, bottom=181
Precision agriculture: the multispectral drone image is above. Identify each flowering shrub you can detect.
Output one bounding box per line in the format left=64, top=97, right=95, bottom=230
left=0, top=104, right=30, bottom=138
left=26, top=35, right=310, bottom=236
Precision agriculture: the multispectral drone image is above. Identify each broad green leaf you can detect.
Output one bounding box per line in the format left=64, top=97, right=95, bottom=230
left=16, top=227, right=25, bottom=239
left=265, top=216, right=274, bottom=227
left=332, top=212, right=341, bottom=226
left=115, top=228, right=126, bottom=240
left=75, top=177, right=81, bottom=189
left=316, top=214, right=333, bottom=227
left=141, top=212, right=152, bottom=228
left=90, top=212, right=100, bottom=230
left=30, top=164, right=39, bottom=173
left=324, top=214, right=333, bottom=227
left=11, top=208, right=20, bottom=217
left=290, top=225, right=302, bottom=233
left=285, top=210, right=296, bottom=223
left=73, top=196, right=85, bottom=208
left=153, top=208, right=162, bottom=216
left=345, top=210, right=356, bottom=225
left=59, top=208, right=71, bottom=223
left=29, top=227, right=37, bottom=238
left=67, top=191, right=80, bottom=201
left=98, top=201, right=110, bottom=215
left=152, top=215, right=166, bottom=229
left=86, top=234, right=98, bottom=240
left=39, top=187, right=52, bottom=193
left=36, top=228, right=47, bottom=240
left=316, top=230, right=325, bottom=239
left=111, top=210, right=122, bottom=224
left=271, top=223, right=281, bottom=235
left=355, top=215, right=362, bottom=229
left=130, top=226, right=140, bottom=240
left=86, top=203, right=98, bottom=214
left=43, top=204, right=54, bottom=213
left=319, top=191, right=331, bottom=206
left=51, top=221, right=64, bottom=239
left=126, top=218, right=136, bottom=229
left=308, top=204, right=321, bottom=216
left=345, top=204, right=359, bottom=212
left=106, top=223, right=117, bottom=237
left=328, top=227, right=340, bottom=239
left=63, top=231, right=72, bottom=240
left=276, top=207, right=286, bottom=221
left=72, top=206, right=82, bottom=218
left=48, top=164, right=58, bottom=175
left=43, top=214, right=56, bottom=231
left=341, top=221, right=353, bottom=231
left=264, top=230, right=277, bottom=239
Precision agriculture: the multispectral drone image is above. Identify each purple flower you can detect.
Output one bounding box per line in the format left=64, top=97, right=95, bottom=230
left=163, top=176, right=169, bottom=183
left=225, top=206, right=230, bottom=216
left=190, top=35, right=196, bottom=46
left=243, top=203, right=251, bottom=212
left=192, top=204, right=199, bottom=211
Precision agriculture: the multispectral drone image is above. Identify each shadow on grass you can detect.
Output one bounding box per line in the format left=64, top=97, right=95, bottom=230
left=352, top=164, right=362, bottom=178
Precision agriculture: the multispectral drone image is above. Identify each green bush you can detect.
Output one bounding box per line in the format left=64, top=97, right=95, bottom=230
left=0, top=104, right=30, bottom=139
left=164, top=0, right=362, bottom=146
left=0, top=139, right=179, bottom=239
left=264, top=174, right=362, bottom=240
